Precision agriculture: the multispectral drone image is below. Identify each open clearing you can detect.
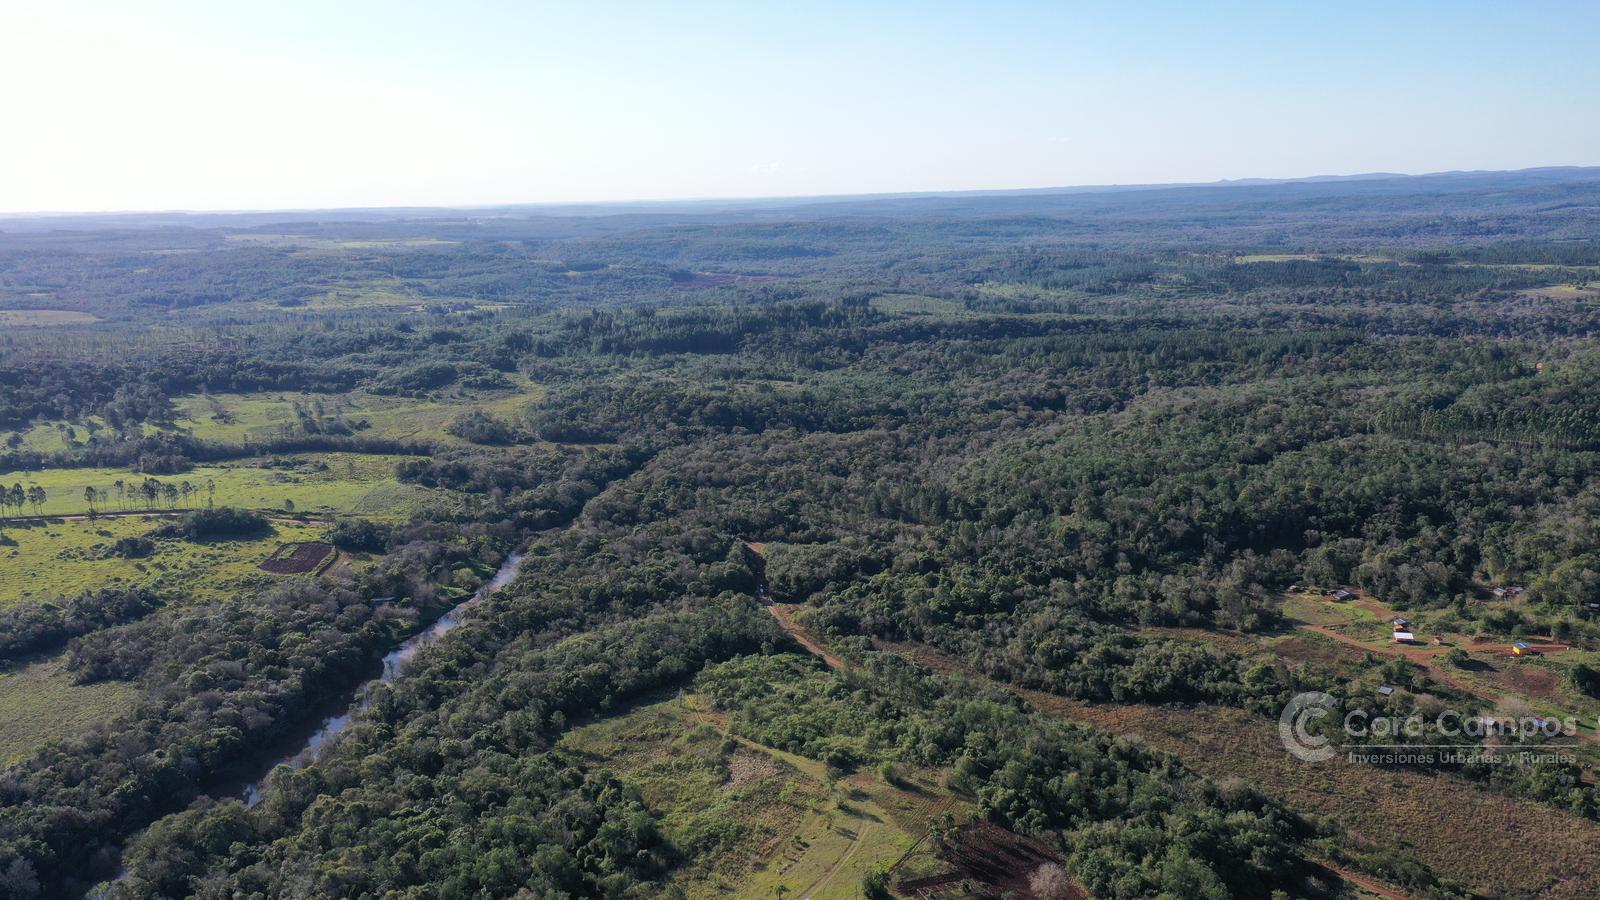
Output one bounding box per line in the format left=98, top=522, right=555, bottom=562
left=0, top=420, right=93, bottom=454
left=1233, top=253, right=1390, bottom=264
left=0, top=654, right=139, bottom=765
left=0, top=516, right=332, bottom=608
left=1281, top=590, right=1600, bottom=745
left=0, top=452, right=436, bottom=519
left=869, top=293, right=972, bottom=316
left=0, top=309, right=101, bottom=327
left=169, top=375, right=544, bottom=446
left=1517, top=283, right=1600, bottom=302
left=561, top=690, right=928, bottom=899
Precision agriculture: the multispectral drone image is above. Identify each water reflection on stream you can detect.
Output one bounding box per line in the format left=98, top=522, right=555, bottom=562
left=239, top=552, right=524, bottom=806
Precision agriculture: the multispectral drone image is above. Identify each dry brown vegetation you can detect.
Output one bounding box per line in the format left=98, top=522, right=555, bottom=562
left=1026, top=696, right=1600, bottom=898
left=881, top=640, right=1600, bottom=898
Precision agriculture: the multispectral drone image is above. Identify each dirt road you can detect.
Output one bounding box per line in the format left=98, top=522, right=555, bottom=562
left=764, top=602, right=846, bottom=670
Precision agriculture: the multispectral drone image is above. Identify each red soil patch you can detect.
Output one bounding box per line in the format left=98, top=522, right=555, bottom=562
left=259, top=541, right=334, bottom=574
left=1272, top=634, right=1369, bottom=674
left=1480, top=661, right=1562, bottom=700
left=1314, top=861, right=1411, bottom=900
left=1464, top=639, right=1571, bottom=657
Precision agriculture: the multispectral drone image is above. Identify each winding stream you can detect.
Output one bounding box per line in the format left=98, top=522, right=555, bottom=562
left=239, top=552, right=525, bottom=806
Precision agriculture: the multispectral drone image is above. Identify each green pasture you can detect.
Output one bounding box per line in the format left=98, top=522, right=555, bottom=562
left=0, top=515, right=330, bottom=608
left=561, top=692, right=916, bottom=900
left=0, top=452, right=437, bottom=519
left=168, top=376, right=544, bottom=446
left=0, top=654, right=139, bottom=765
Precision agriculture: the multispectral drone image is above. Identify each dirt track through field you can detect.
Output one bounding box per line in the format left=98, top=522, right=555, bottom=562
left=764, top=603, right=846, bottom=670
left=760, top=605, right=1600, bottom=897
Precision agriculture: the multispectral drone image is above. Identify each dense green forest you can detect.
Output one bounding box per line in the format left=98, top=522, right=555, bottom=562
left=3, top=170, right=1600, bottom=899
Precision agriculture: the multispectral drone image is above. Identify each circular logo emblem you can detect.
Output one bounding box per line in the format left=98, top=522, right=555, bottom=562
left=1279, top=691, right=1338, bottom=762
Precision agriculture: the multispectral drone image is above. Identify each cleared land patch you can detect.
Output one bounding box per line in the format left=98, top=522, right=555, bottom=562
left=0, top=420, right=96, bottom=454
left=1036, top=698, right=1600, bottom=899
left=561, top=691, right=921, bottom=900
left=169, top=376, right=544, bottom=447
left=869, top=293, right=971, bottom=316
left=258, top=541, right=334, bottom=574
left=1517, top=283, right=1600, bottom=302
left=0, top=654, right=139, bottom=765
left=222, top=234, right=459, bottom=251
left=0, top=309, right=101, bottom=327
left=0, top=516, right=328, bottom=608
left=0, top=452, right=435, bottom=519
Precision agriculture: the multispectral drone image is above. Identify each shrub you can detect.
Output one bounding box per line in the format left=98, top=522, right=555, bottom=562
left=151, top=507, right=269, bottom=541
left=1572, top=663, right=1600, bottom=699
left=327, top=519, right=392, bottom=553
left=105, top=536, right=156, bottom=559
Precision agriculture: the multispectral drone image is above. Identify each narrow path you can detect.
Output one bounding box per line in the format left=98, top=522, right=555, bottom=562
left=800, top=819, right=869, bottom=900
left=764, top=602, right=846, bottom=670
left=1314, top=861, right=1411, bottom=900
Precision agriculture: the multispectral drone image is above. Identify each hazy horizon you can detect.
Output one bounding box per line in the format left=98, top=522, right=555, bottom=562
left=4, top=1, right=1598, bottom=213
left=7, top=164, right=1600, bottom=220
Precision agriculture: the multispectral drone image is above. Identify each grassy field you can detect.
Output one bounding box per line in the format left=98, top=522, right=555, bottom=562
left=869, top=293, right=972, bottom=316
left=0, top=654, right=139, bottom=765
left=0, top=452, right=437, bottom=519
left=0, top=516, right=332, bottom=608
left=561, top=691, right=924, bottom=899
left=1, top=419, right=98, bottom=454
left=1, top=376, right=543, bottom=455
left=1279, top=592, right=1370, bottom=627
left=168, top=375, right=544, bottom=446
left=1518, top=283, right=1600, bottom=301
left=0, top=309, right=102, bottom=327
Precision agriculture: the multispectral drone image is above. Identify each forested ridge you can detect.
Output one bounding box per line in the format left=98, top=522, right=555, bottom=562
left=2, top=171, right=1600, bottom=898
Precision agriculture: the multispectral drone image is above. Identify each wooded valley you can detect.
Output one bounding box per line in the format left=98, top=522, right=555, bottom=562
left=3, top=169, right=1600, bottom=898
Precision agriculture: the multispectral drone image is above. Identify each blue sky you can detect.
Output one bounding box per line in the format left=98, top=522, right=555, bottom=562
left=2, top=1, right=1596, bottom=211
